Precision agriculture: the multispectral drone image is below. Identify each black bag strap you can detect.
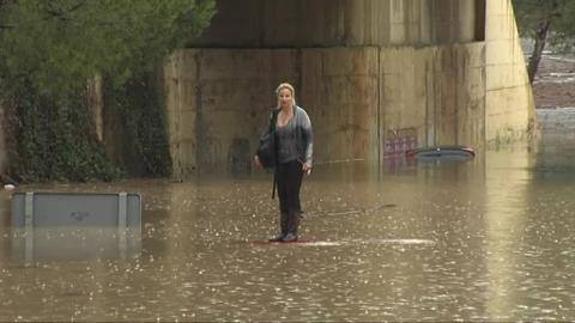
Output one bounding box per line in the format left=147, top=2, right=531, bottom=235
left=269, top=109, right=279, bottom=199
left=269, top=108, right=279, bottom=132
left=271, top=171, right=277, bottom=199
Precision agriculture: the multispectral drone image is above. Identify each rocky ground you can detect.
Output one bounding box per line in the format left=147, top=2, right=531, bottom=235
left=532, top=54, right=575, bottom=108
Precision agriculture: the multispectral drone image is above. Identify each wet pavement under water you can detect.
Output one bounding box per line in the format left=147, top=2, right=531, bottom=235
left=1, top=111, right=575, bottom=321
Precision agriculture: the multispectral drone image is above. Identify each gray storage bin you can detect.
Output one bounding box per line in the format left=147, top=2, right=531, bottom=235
left=11, top=192, right=141, bottom=229
left=10, top=192, right=142, bottom=263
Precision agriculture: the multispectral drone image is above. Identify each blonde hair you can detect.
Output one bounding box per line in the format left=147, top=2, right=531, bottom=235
left=275, top=82, right=296, bottom=108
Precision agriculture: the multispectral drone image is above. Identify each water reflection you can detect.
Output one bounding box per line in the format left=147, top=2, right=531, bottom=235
left=0, top=120, right=575, bottom=320
left=484, top=149, right=532, bottom=321
left=11, top=227, right=141, bottom=264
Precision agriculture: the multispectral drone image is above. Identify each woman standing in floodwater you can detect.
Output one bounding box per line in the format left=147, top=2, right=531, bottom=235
left=255, top=83, right=313, bottom=242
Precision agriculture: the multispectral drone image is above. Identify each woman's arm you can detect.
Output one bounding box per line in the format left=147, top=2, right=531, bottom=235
left=300, top=109, right=313, bottom=173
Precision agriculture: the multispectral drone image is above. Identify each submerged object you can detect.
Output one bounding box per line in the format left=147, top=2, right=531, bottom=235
left=405, top=145, right=475, bottom=160
left=11, top=192, right=141, bottom=228
left=10, top=192, right=142, bottom=263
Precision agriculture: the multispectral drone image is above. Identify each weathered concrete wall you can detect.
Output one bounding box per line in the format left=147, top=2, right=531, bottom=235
left=485, top=0, right=535, bottom=145
left=300, top=48, right=379, bottom=163
left=195, top=0, right=484, bottom=47
left=164, top=51, right=199, bottom=178
left=164, top=44, right=485, bottom=177
left=163, top=50, right=299, bottom=177
left=379, top=44, right=485, bottom=160
left=162, top=0, right=533, bottom=178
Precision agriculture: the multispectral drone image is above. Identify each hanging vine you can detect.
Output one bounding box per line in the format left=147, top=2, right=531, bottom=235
left=4, top=81, right=123, bottom=183
left=103, top=73, right=172, bottom=178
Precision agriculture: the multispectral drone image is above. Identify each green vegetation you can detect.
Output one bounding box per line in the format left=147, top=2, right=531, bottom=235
left=0, top=0, right=215, bottom=182
left=513, top=0, right=575, bottom=83
left=104, top=75, right=173, bottom=178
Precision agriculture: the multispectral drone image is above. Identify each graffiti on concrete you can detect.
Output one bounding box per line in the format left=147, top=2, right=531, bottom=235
left=384, top=128, right=417, bottom=158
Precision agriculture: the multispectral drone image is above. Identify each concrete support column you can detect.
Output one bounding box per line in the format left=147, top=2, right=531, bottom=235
left=87, top=74, right=104, bottom=142
left=485, top=0, right=535, bottom=145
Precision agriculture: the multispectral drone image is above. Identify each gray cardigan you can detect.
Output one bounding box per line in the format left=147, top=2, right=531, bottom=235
left=271, top=105, right=314, bottom=167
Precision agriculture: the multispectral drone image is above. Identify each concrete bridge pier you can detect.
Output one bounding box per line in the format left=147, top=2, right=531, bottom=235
left=162, top=0, right=533, bottom=179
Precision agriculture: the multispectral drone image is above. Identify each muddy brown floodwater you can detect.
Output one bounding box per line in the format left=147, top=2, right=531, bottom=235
left=0, top=110, right=575, bottom=321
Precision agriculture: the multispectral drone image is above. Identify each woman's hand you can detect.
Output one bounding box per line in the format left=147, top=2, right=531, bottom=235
left=302, top=162, right=312, bottom=176
left=254, top=155, right=262, bottom=169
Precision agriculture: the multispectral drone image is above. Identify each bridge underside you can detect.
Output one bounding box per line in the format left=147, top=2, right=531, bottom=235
left=162, top=0, right=533, bottom=178
left=194, top=0, right=485, bottom=48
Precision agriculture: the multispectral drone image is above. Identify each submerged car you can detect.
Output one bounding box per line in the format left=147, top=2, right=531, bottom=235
left=405, top=145, right=475, bottom=161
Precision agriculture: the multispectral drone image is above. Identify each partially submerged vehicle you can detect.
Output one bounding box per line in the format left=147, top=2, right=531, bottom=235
left=405, top=145, right=475, bottom=161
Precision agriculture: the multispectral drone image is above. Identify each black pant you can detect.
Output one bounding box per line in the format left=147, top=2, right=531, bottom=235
left=276, top=159, right=304, bottom=215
